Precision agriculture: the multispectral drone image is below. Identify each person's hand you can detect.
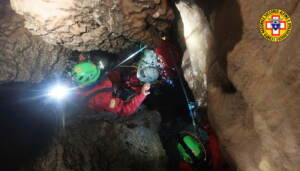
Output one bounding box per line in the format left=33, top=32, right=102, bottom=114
left=141, top=83, right=151, bottom=96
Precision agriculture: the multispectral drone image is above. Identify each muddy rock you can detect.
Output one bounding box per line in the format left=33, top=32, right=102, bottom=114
left=0, top=1, right=71, bottom=83
left=10, top=0, right=174, bottom=53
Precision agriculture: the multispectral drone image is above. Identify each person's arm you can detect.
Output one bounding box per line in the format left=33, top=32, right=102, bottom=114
left=113, top=93, right=146, bottom=115
left=108, top=83, right=150, bottom=115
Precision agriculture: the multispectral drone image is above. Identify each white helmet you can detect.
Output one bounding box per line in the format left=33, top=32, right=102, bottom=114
left=137, top=50, right=160, bottom=83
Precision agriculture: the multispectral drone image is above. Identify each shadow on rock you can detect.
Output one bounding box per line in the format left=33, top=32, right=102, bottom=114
left=208, top=0, right=243, bottom=93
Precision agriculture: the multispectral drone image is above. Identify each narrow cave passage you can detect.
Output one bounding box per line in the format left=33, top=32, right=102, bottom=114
left=0, top=0, right=230, bottom=170
left=0, top=72, right=216, bottom=171
left=0, top=65, right=206, bottom=171
left=0, top=29, right=218, bottom=170
left=1, top=0, right=300, bottom=170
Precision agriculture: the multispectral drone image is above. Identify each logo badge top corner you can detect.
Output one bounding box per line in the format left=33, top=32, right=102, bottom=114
left=259, top=9, right=292, bottom=42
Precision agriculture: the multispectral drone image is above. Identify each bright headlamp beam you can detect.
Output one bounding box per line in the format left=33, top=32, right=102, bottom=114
left=48, top=84, right=70, bottom=100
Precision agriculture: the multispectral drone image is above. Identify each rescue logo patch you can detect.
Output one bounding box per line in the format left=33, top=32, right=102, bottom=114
left=259, top=9, right=292, bottom=42
left=109, top=99, right=116, bottom=109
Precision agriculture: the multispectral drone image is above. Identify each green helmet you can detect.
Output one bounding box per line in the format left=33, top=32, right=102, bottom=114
left=71, top=62, right=101, bottom=86
left=177, top=133, right=206, bottom=164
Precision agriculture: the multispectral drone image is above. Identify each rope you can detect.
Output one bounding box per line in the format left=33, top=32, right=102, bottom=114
left=112, top=45, right=147, bottom=70
left=167, top=47, right=198, bottom=130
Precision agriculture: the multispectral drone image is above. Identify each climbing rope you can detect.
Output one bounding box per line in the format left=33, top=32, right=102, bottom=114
left=167, top=47, right=198, bottom=131
left=111, top=45, right=147, bottom=70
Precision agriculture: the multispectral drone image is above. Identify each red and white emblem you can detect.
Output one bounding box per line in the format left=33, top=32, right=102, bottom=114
left=265, top=15, right=286, bottom=36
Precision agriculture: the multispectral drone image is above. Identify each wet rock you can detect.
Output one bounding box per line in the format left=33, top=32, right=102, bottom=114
left=187, top=0, right=300, bottom=170
left=10, top=0, right=174, bottom=53
left=176, top=1, right=215, bottom=107
left=0, top=1, right=72, bottom=83
left=31, top=110, right=167, bottom=171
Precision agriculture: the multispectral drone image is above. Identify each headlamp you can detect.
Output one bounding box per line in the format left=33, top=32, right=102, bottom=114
left=48, top=84, right=70, bottom=100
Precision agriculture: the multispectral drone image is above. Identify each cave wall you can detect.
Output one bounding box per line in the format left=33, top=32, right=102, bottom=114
left=176, top=1, right=214, bottom=107
left=10, top=0, right=174, bottom=53
left=183, top=0, right=300, bottom=170
left=0, top=0, right=72, bottom=83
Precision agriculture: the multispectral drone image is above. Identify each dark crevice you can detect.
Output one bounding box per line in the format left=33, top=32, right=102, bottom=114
left=0, top=83, right=58, bottom=171
left=208, top=0, right=243, bottom=93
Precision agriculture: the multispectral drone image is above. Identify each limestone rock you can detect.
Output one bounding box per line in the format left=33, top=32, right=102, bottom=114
left=10, top=0, right=174, bottom=53
left=0, top=1, right=72, bottom=83
left=206, top=0, right=300, bottom=170
left=31, top=110, right=168, bottom=171
left=177, top=0, right=300, bottom=170
left=176, top=1, right=215, bottom=107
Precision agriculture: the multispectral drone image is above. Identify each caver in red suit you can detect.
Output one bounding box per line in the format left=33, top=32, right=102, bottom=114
left=79, top=71, right=150, bottom=116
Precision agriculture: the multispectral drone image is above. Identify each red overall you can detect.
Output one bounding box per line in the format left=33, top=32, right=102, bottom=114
left=179, top=162, right=195, bottom=171
left=203, top=125, right=224, bottom=171
left=79, top=78, right=146, bottom=116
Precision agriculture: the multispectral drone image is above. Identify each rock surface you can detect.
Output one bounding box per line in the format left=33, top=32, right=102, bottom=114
left=0, top=0, right=72, bottom=83
left=180, top=0, right=300, bottom=170
left=30, top=110, right=167, bottom=171
left=176, top=1, right=214, bottom=107
left=10, top=0, right=174, bottom=53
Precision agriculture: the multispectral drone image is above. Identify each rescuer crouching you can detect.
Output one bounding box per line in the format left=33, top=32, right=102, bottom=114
left=71, top=61, right=150, bottom=116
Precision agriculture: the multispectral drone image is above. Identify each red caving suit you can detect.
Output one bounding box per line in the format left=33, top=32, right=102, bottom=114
left=79, top=75, right=145, bottom=116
